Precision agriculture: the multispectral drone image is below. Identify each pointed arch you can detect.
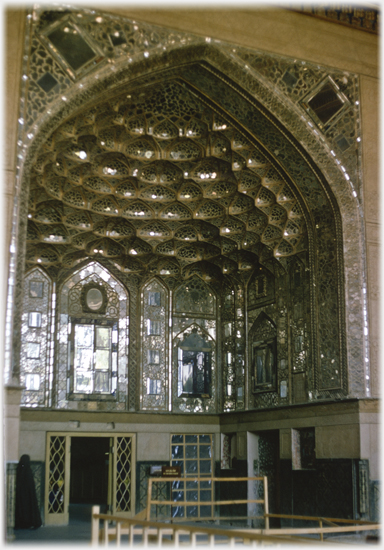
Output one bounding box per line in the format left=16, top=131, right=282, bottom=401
left=56, top=260, right=129, bottom=408
left=140, top=276, right=170, bottom=411
left=249, top=312, right=277, bottom=395
left=7, top=11, right=367, bottom=410
left=20, top=266, right=53, bottom=407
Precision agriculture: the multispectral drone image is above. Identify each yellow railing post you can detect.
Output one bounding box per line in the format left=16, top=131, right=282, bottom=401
left=116, top=521, right=121, bottom=546
left=143, top=525, right=149, bottom=546
left=129, top=522, right=134, bottom=545
left=157, top=527, right=163, bottom=547
left=91, top=505, right=100, bottom=546
left=263, top=476, right=269, bottom=530
left=146, top=478, right=153, bottom=521
left=103, top=518, right=109, bottom=545
left=90, top=510, right=380, bottom=546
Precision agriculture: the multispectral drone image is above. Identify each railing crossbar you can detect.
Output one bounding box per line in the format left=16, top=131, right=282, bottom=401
left=266, top=512, right=378, bottom=525
left=147, top=475, right=268, bottom=526
left=149, top=498, right=265, bottom=506
left=92, top=480, right=381, bottom=547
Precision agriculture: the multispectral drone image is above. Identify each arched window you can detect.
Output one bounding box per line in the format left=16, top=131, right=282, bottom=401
left=222, top=283, right=235, bottom=412
left=141, top=278, right=169, bottom=411
left=20, top=267, right=53, bottom=407
left=57, top=261, right=128, bottom=408
left=172, top=277, right=217, bottom=413
left=177, top=329, right=212, bottom=398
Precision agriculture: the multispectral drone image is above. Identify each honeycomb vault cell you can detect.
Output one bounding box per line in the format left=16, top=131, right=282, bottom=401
left=27, top=81, right=306, bottom=278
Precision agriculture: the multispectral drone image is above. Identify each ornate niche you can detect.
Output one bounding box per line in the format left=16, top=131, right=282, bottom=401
left=289, top=258, right=310, bottom=374
left=249, top=313, right=277, bottom=394
left=172, top=276, right=217, bottom=413
left=222, top=283, right=236, bottom=412
left=288, top=256, right=312, bottom=404
left=20, top=267, right=53, bottom=407
left=248, top=266, right=275, bottom=309
left=68, top=275, right=119, bottom=398
left=173, top=324, right=216, bottom=413
left=13, top=6, right=357, bottom=413
left=140, top=278, right=169, bottom=411
left=177, top=328, right=212, bottom=398
left=57, top=261, right=128, bottom=409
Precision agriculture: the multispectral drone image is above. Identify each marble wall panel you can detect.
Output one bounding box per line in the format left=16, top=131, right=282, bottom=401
left=316, top=424, right=360, bottom=459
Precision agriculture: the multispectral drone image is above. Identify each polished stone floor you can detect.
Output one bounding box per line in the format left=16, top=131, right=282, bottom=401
left=10, top=504, right=93, bottom=546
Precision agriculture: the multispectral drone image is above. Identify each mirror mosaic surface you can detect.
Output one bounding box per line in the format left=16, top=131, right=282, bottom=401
left=11, top=6, right=369, bottom=413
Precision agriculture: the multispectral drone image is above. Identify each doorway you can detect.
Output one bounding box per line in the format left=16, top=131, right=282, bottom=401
left=69, top=437, right=110, bottom=520
left=45, top=432, right=136, bottom=525
left=247, top=430, right=281, bottom=528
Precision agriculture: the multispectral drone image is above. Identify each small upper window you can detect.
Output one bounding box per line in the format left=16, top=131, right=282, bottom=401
left=147, top=319, right=161, bottom=335
left=28, top=312, right=42, bottom=328
left=148, top=291, right=161, bottom=306
left=29, top=280, right=44, bottom=298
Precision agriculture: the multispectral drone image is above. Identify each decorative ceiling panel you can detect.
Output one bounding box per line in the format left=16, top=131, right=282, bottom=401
left=25, top=78, right=310, bottom=278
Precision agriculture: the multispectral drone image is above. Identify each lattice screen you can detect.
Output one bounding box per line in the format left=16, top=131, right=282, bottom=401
left=47, top=436, right=66, bottom=514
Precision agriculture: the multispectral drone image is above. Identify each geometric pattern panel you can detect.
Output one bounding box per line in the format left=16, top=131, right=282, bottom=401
left=115, top=437, right=133, bottom=513
left=47, top=436, right=66, bottom=514
left=370, top=480, right=380, bottom=523
left=141, top=279, right=168, bottom=411
left=6, top=463, right=17, bottom=532
left=31, top=461, right=45, bottom=522
left=137, top=461, right=168, bottom=515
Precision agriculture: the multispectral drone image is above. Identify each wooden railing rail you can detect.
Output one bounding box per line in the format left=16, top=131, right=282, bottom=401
left=260, top=513, right=380, bottom=542
left=91, top=506, right=380, bottom=546
left=147, top=475, right=269, bottom=527
left=265, top=513, right=378, bottom=524
left=91, top=506, right=322, bottom=546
